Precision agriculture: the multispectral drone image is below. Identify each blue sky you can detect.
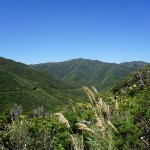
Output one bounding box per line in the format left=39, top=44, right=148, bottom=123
left=0, top=0, right=150, bottom=64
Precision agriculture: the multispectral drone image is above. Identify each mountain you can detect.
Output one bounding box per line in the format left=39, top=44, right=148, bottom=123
left=0, top=57, right=148, bottom=113
left=112, top=64, right=150, bottom=94
left=31, top=58, right=148, bottom=90
left=120, top=61, right=148, bottom=69
left=0, top=57, right=85, bottom=114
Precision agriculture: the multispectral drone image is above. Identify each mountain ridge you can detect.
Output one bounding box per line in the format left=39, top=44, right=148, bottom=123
left=31, top=58, right=148, bottom=90
left=31, top=58, right=148, bottom=65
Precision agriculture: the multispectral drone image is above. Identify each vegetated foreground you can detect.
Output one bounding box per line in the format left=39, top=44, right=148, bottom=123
left=0, top=65, right=149, bottom=149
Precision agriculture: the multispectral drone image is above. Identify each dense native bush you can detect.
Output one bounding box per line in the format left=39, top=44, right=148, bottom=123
left=0, top=87, right=149, bottom=149
left=0, top=113, right=71, bottom=150
left=0, top=88, right=149, bottom=150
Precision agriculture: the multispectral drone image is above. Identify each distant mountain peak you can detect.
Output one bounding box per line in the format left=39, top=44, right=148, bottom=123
left=32, top=58, right=148, bottom=90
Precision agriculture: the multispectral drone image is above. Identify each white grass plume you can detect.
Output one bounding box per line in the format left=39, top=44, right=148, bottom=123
left=54, top=113, right=70, bottom=128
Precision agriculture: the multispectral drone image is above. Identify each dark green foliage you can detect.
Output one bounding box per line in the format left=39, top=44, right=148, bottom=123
left=64, top=102, right=95, bottom=132
left=0, top=114, right=71, bottom=150
left=111, top=65, right=150, bottom=149
left=112, top=65, right=150, bottom=94
left=32, top=58, right=148, bottom=90
left=0, top=57, right=86, bottom=114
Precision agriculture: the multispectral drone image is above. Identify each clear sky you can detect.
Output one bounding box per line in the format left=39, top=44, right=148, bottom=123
left=0, top=0, right=150, bottom=64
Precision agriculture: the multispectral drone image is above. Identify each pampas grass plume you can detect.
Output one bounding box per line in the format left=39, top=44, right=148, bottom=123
left=76, top=123, right=94, bottom=133
left=83, top=86, right=95, bottom=101
left=54, top=113, right=70, bottom=128
left=91, top=86, right=98, bottom=93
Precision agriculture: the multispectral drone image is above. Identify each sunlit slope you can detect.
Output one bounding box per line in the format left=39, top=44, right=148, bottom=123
left=32, top=58, right=148, bottom=90
left=0, top=57, right=85, bottom=113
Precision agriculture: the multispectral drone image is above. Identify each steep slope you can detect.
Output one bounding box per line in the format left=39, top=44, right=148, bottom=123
left=32, top=58, right=148, bottom=90
left=0, top=57, right=85, bottom=114
left=111, top=64, right=150, bottom=94
left=110, top=65, right=150, bottom=148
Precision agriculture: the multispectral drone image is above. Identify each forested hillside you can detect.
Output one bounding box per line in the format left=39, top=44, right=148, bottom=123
left=0, top=57, right=85, bottom=113
left=32, top=58, right=148, bottom=90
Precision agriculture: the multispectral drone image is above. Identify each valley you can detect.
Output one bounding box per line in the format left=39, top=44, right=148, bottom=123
left=0, top=57, right=149, bottom=149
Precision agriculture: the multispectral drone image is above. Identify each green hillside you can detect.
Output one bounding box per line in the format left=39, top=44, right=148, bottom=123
left=0, top=57, right=85, bottom=114
left=110, top=65, right=150, bottom=149
left=0, top=64, right=149, bottom=149
left=32, top=58, right=148, bottom=90
left=112, top=64, right=150, bottom=94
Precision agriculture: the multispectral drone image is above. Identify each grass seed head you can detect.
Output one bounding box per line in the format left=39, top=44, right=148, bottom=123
left=115, top=100, right=118, bottom=110
left=91, top=86, right=98, bottom=93
left=76, top=123, right=94, bottom=133
left=54, top=113, right=70, bottom=128
left=83, top=86, right=95, bottom=102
